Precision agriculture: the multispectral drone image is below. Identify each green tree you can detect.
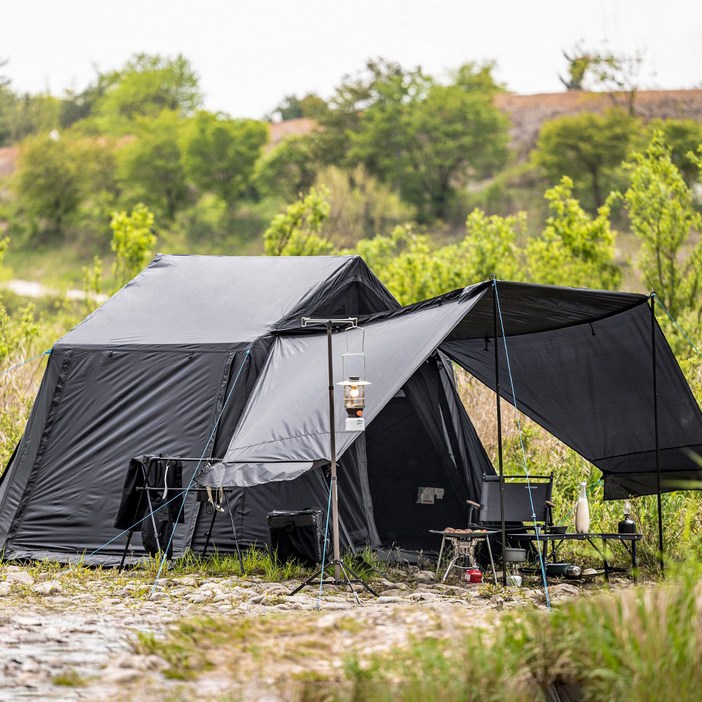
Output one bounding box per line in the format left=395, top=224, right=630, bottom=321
left=14, top=133, right=83, bottom=237
left=315, top=165, right=415, bottom=247
left=2, top=92, right=61, bottom=144
left=254, top=135, right=319, bottom=199
left=352, top=211, right=524, bottom=305
left=268, top=92, right=327, bottom=121
left=92, top=53, right=201, bottom=132
left=349, top=62, right=508, bottom=221
left=398, top=81, right=509, bottom=220
left=620, top=132, right=702, bottom=321
left=313, top=59, right=427, bottom=169
left=110, top=203, right=157, bottom=288
left=533, top=109, right=638, bottom=210
left=526, top=177, right=620, bottom=289
left=118, top=110, right=188, bottom=220
left=263, top=187, right=333, bottom=256
left=645, top=119, right=702, bottom=184
left=182, top=111, right=268, bottom=207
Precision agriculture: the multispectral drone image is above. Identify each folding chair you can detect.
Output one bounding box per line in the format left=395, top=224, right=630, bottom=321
left=467, top=473, right=555, bottom=565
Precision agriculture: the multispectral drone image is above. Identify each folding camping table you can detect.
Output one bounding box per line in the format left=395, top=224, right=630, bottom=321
left=430, top=529, right=499, bottom=584
left=508, top=531, right=642, bottom=582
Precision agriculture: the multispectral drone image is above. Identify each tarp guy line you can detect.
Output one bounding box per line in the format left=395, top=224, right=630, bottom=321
left=495, top=280, right=551, bottom=609
left=653, top=294, right=702, bottom=359
left=0, top=349, right=52, bottom=378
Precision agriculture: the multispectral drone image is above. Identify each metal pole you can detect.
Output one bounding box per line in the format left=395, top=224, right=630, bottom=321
left=327, top=321, right=341, bottom=581
left=650, top=295, right=664, bottom=573
left=493, top=282, right=507, bottom=586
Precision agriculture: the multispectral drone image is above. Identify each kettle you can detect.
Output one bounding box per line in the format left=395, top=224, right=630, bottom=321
left=618, top=499, right=636, bottom=534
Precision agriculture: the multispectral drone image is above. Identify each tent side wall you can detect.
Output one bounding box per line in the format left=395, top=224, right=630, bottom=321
left=0, top=345, right=248, bottom=561
left=0, top=352, right=67, bottom=545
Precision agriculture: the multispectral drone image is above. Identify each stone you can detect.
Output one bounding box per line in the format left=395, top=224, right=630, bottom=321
left=100, top=666, right=143, bottom=683
left=415, top=570, right=436, bottom=583
left=549, top=583, right=581, bottom=599
left=4, top=572, right=34, bottom=586
left=0, top=583, right=12, bottom=597
left=32, top=581, right=63, bottom=596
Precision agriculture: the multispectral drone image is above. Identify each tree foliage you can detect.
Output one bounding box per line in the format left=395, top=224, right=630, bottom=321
left=645, top=119, right=702, bottom=184
left=118, top=111, right=188, bottom=220
left=182, top=112, right=268, bottom=207
left=14, top=133, right=83, bottom=237
left=263, top=187, right=333, bottom=256
left=315, top=165, right=415, bottom=247
left=311, top=59, right=508, bottom=221
left=533, top=109, right=637, bottom=209
left=254, top=135, right=319, bottom=199
left=110, top=203, right=157, bottom=289
left=526, top=177, right=620, bottom=289
left=620, top=132, right=702, bottom=321
left=94, top=53, right=201, bottom=127
left=267, top=93, right=326, bottom=121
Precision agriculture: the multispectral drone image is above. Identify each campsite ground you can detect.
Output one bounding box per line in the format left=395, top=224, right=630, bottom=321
left=0, top=560, right=621, bottom=702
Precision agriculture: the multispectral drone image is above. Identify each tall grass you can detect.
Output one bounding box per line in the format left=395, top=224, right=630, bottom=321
left=300, top=561, right=702, bottom=702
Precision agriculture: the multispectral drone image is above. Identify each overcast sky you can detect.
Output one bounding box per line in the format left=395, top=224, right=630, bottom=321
left=1, top=0, right=700, bottom=119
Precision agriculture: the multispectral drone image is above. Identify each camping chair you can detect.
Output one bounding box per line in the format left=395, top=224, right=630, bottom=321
left=467, top=473, right=555, bottom=564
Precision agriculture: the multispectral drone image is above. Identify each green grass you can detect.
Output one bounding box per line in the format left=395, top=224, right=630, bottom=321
left=310, top=560, right=702, bottom=702
left=52, top=669, right=88, bottom=687
left=125, top=561, right=702, bottom=701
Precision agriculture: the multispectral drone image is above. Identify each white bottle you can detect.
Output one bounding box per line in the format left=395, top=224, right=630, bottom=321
left=575, top=481, right=590, bottom=533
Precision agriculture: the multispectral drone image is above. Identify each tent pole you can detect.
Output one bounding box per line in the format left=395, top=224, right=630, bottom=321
left=650, top=295, right=664, bottom=573
left=327, top=321, right=342, bottom=582
left=493, top=282, right=507, bottom=587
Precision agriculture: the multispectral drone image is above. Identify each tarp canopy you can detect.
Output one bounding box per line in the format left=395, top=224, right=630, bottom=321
left=199, top=284, right=486, bottom=487
left=200, top=280, right=702, bottom=499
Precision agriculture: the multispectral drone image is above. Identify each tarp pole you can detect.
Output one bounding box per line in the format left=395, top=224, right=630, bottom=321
left=327, top=321, right=342, bottom=581
left=650, top=295, right=664, bottom=573
left=493, top=282, right=507, bottom=586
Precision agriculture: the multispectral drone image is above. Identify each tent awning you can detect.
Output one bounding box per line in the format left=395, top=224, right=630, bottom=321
left=198, top=284, right=487, bottom=487
left=199, top=280, right=702, bottom=498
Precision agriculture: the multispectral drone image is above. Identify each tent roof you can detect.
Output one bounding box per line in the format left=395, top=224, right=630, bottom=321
left=58, top=254, right=398, bottom=347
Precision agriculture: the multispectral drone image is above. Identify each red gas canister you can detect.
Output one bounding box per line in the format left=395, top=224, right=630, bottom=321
left=465, top=567, right=483, bottom=584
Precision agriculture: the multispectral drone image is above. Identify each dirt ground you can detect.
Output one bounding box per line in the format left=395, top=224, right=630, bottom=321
left=0, top=562, right=623, bottom=702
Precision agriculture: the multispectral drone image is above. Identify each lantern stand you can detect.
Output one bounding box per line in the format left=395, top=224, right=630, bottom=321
left=288, top=317, right=378, bottom=599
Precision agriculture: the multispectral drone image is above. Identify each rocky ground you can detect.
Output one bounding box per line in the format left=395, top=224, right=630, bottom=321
left=0, top=562, right=620, bottom=702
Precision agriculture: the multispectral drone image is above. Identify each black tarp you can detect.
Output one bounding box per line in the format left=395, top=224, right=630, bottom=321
left=205, top=280, right=702, bottom=501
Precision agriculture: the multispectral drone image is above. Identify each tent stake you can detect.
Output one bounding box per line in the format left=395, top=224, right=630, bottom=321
left=493, top=282, right=507, bottom=587
left=650, top=295, right=664, bottom=573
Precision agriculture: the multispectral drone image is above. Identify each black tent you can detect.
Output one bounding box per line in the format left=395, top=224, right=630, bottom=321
left=2, top=256, right=702, bottom=564
left=0, top=254, right=491, bottom=561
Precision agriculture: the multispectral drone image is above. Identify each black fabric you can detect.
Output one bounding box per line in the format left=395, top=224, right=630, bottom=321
left=442, top=300, right=702, bottom=498
left=267, top=508, right=325, bottom=565
left=114, top=456, right=185, bottom=531
left=364, top=394, right=471, bottom=551
left=361, top=280, right=644, bottom=339
left=2, top=348, right=235, bottom=559
left=478, top=475, right=552, bottom=523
